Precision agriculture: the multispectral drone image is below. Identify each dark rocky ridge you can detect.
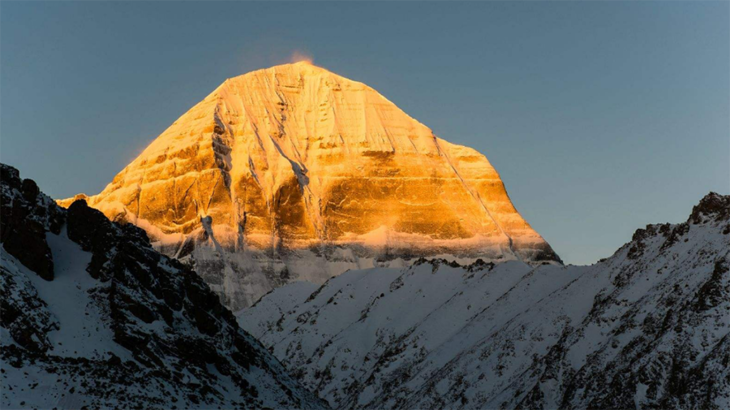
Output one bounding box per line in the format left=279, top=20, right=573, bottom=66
left=0, top=163, right=327, bottom=409
left=0, top=166, right=63, bottom=281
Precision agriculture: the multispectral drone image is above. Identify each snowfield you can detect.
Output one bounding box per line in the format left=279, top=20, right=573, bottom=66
left=240, top=193, right=730, bottom=409
left=1, top=164, right=327, bottom=410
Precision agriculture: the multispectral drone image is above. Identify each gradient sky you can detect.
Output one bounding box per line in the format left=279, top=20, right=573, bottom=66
left=2, top=2, right=728, bottom=265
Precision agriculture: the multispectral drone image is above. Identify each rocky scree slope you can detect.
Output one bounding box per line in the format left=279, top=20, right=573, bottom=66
left=0, top=164, right=327, bottom=410
left=240, top=192, right=730, bottom=409
left=59, top=62, right=560, bottom=310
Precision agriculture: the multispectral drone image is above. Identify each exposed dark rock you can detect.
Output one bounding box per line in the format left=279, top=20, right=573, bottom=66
left=241, top=192, right=730, bottom=410
left=690, top=192, right=730, bottom=224
left=0, top=265, right=57, bottom=352
left=0, top=164, right=59, bottom=281
left=0, top=165, right=21, bottom=188
left=0, top=163, right=328, bottom=410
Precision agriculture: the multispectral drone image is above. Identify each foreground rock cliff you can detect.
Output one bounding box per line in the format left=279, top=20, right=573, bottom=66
left=59, top=62, right=559, bottom=309
left=240, top=192, right=730, bottom=409
left=1, top=164, right=327, bottom=410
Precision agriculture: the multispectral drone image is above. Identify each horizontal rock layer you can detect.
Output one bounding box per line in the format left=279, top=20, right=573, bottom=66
left=59, top=62, right=559, bottom=309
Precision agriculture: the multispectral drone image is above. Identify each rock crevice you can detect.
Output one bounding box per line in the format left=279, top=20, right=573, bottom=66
left=59, top=62, right=560, bottom=309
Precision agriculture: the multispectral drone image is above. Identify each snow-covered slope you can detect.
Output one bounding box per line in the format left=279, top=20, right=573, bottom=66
left=0, top=164, right=327, bottom=410
left=239, top=192, right=730, bottom=409
left=58, top=62, right=559, bottom=310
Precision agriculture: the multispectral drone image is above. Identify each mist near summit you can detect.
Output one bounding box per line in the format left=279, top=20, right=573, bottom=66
left=1, top=2, right=728, bottom=409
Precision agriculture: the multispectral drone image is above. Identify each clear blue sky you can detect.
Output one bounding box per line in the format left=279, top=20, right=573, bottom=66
left=2, top=2, right=728, bottom=265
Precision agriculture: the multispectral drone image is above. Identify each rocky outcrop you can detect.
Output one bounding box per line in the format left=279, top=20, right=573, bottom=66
left=0, top=164, right=327, bottom=410
left=58, top=62, right=560, bottom=309
left=689, top=191, right=730, bottom=224
left=240, top=192, right=730, bottom=410
left=1, top=166, right=63, bottom=280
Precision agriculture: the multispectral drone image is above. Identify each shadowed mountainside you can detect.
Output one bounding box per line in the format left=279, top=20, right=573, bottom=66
left=240, top=192, right=730, bottom=409
left=1, top=163, right=328, bottom=410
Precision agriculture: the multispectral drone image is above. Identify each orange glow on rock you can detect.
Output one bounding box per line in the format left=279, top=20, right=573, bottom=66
left=57, top=62, right=560, bottom=308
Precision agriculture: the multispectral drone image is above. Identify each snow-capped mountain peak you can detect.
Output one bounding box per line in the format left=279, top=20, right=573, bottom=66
left=58, top=63, right=559, bottom=310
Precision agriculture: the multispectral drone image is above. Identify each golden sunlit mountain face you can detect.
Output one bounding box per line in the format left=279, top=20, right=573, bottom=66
left=58, top=62, right=559, bottom=308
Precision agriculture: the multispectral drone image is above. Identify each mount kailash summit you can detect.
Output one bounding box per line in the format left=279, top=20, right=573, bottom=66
left=59, top=62, right=559, bottom=310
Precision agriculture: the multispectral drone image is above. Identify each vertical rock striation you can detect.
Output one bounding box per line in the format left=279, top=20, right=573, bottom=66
left=59, top=62, right=559, bottom=309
